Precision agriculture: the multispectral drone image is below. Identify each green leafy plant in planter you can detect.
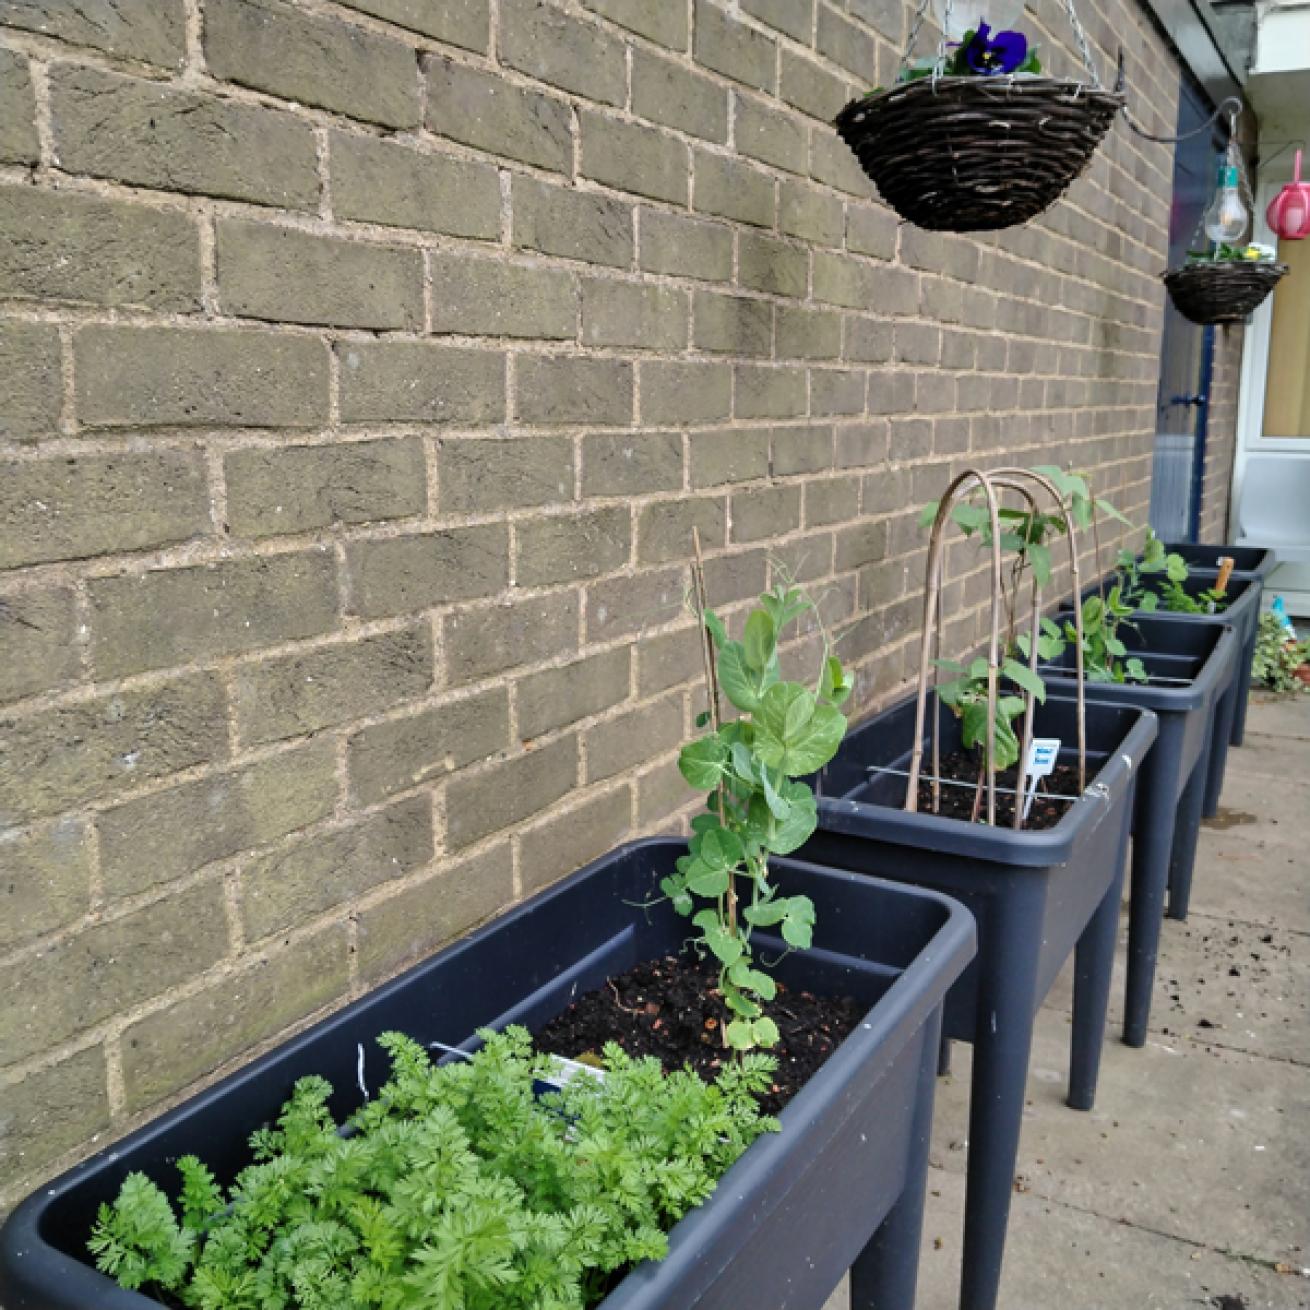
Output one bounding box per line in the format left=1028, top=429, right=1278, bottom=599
left=664, top=576, right=852, bottom=1053
left=1252, top=611, right=1310, bottom=693
left=88, top=1028, right=778, bottom=1309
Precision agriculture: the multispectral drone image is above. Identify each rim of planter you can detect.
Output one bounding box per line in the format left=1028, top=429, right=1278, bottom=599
left=1160, top=542, right=1274, bottom=581
left=0, top=838, right=976, bottom=1310
left=814, top=692, right=1158, bottom=867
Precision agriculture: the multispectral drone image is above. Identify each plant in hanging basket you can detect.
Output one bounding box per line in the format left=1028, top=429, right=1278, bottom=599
left=1163, top=244, right=1288, bottom=324
left=835, top=71, right=1123, bottom=232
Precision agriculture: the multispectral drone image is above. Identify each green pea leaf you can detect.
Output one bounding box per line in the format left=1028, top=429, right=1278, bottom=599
left=751, top=1016, right=780, bottom=1047
left=1003, top=658, right=1046, bottom=703
left=742, top=609, right=776, bottom=673
left=679, top=735, right=727, bottom=790
left=686, top=861, right=731, bottom=898
left=742, top=900, right=787, bottom=927
left=725, top=1019, right=756, bottom=1050
left=754, top=683, right=847, bottom=775
left=704, top=925, right=743, bottom=966
left=699, top=826, right=744, bottom=871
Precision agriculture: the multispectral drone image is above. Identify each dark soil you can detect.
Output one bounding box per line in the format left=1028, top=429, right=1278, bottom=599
left=533, top=953, right=865, bottom=1116
left=914, top=749, right=1082, bottom=830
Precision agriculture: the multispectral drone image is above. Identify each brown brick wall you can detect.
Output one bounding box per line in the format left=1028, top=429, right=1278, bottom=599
left=0, top=0, right=1242, bottom=1207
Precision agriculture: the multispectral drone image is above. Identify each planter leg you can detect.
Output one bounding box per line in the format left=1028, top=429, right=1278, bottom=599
left=1166, top=760, right=1208, bottom=922
left=1123, top=749, right=1179, bottom=1049
left=1067, top=813, right=1128, bottom=1111
left=851, top=1009, right=944, bottom=1310
left=938, top=1034, right=953, bottom=1076
left=1231, top=620, right=1258, bottom=747
left=1203, top=677, right=1239, bottom=818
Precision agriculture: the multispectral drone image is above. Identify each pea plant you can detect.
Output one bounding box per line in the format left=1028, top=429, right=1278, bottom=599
left=662, top=581, right=851, bottom=1053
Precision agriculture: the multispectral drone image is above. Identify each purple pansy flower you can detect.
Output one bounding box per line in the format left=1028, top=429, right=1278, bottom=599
left=962, top=22, right=1028, bottom=74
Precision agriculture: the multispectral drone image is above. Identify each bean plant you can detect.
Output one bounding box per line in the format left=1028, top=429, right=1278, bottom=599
left=664, top=583, right=851, bottom=1053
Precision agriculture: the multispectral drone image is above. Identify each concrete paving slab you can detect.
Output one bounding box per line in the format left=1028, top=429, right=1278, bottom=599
left=1244, top=695, right=1310, bottom=741
left=926, top=1013, right=1310, bottom=1269
left=1190, top=821, right=1310, bottom=935
left=1227, top=731, right=1310, bottom=780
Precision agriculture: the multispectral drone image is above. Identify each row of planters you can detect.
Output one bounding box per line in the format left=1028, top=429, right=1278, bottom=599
left=0, top=469, right=1267, bottom=1310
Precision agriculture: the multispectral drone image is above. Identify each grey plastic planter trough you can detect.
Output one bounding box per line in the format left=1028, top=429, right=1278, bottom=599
left=0, top=838, right=975, bottom=1310
left=1043, top=616, right=1238, bottom=1045
left=801, top=693, right=1157, bottom=1310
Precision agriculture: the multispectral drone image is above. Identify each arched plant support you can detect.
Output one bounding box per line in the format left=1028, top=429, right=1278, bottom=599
left=907, top=467, right=1087, bottom=829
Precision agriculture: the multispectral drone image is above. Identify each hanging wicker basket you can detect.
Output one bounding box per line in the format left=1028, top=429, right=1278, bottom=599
left=835, top=76, right=1123, bottom=232
left=1162, top=261, right=1288, bottom=325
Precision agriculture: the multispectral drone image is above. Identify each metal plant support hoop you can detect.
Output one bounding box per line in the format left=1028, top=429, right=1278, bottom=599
left=834, top=0, right=1124, bottom=232
left=907, top=467, right=1088, bottom=830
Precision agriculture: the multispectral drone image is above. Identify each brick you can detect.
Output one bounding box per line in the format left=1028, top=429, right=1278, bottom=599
left=633, top=49, right=728, bottom=143
left=216, top=219, right=421, bottom=330
left=0, top=185, right=201, bottom=313
left=582, top=280, right=687, bottom=350
left=585, top=565, right=683, bottom=640
left=50, top=66, right=318, bottom=211
left=204, top=0, right=418, bottom=128
left=811, top=368, right=867, bottom=415
left=780, top=181, right=844, bottom=246
left=583, top=0, right=686, bottom=47
left=437, top=437, right=574, bottom=514
left=739, top=231, right=809, bottom=298
left=515, top=356, right=633, bottom=425
left=582, top=431, right=682, bottom=496
left=584, top=696, right=682, bottom=783
left=446, top=735, right=578, bottom=849
left=845, top=316, right=894, bottom=363
left=426, top=57, right=570, bottom=172
left=347, top=687, right=509, bottom=804
left=809, top=128, right=872, bottom=196
left=735, top=364, right=807, bottom=418
left=0, top=880, right=227, bottom=1065
left=690, top=428, right=770, bottom=486
left=641, top=360, right=732, bottom=425
left=813, top=251, right=891, bottom=309
left=225, top=439, right=425, bottom=539
left=0, top=674, right=226, bottom=823
left=517, top=646, right=630, bottom=740
left=76, top=325, right=329, bottom=429
left=500, top=0, right=625, bottom=105
left=758, top=0, right=821, bottom=36
left=835, top=517, right=889, bottom=570
left=88, top=554, right=336, bottom=679
left=0, top=50, right=39, bottom=164
left=866, top=369, right=915, bottom=416
left=733, top=484, right=801, bottom=541
left=780, top=49, right=850, bottom=121
left=356, top=844, right=512, bottom=983
left=330, top=132, right=499, bottom=239
left=430, top=255, right=576, bottom=340
left=638, top=209, right=732, bottom=283
left=242, top=798, right=433, bottom=940
left=0, top=588, right=79, bottom=705
left=638, top=496, right=726, bottom=561
left=694, top=151, right=775, bottom=228
left=336, top=0, right=489, bottom=49
left=0, top=323, right=61, bottom=441
left=580, top=110, right=689, bottom=206
left=346, top=525, right=509, bottom=619
left=445, top=593, right=579, bottom=684
left=1, top=0, right=184, bottom=67
left=772, top=423, right=834, bottom=474
left=338, top=342, right=505, bottom=425
left=121, top=928, right=348, bottom=1114
left=636, top=754, right=688, bottom=826
left=236, top=627, right=433, bottom=746
left=849, top=0, right=902, bottom=39
left=694, top=291, right=772, bottom=356
left=735, top=95, right=807, bottom=174
left=518, top=786, right=632, bottom=893
left=804, top=476, right=860, bottom=526
left=0, top=452, right=208, bottom=570
left=0, top=818, right=91, bottom=950
left=97, top=741, right=337, bottom=898
left=817, top=5, right=876, bottom=81
left=694, top=0, right=776, bottom=91
left=517, top=507, right=631, bottom=587
left=513, top=176, right=633, bottom=268
left=0, top=1047, right=110, bottom=1193
left=777, top=305, right=842, bottom=359
left=841, top=422, right=891, bottom=473
left=847, top=204, right=898, bottom=259
left=636, top=623, right=701, bottom=695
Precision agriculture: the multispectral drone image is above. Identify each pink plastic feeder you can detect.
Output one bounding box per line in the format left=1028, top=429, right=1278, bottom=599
left=1266, top=149, right=1310, bottom=240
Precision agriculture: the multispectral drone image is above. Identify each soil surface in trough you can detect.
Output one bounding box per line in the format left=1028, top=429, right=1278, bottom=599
left=912, top=749, right=1082, bottom=831
left=533, top=953, right=864, bottom=1115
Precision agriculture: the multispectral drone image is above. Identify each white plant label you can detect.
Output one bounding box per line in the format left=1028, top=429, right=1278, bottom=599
left=1022, top=737, right=1061, bottom=820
